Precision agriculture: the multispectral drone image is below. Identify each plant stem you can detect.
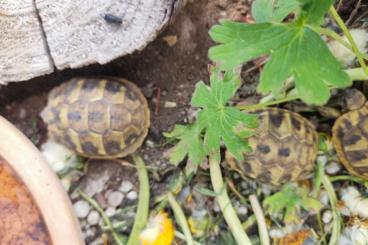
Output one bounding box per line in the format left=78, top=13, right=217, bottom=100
left=345, top=68, right=368, bottom=81
left=79, top=190, right=124, bottom=245
left=322, top=175, right=341, bottom=245
left=174, top=231, right=202, bottom=245
left=310, top=26, right=368, bottom=61
left=236, top=95, right=300, bottom=111
left=312, top=159, right=324, bottom=199
left=209, top=152, right=252, bottom=245
left=329, top=175, right=368, bottom=185
left=127, top=155, right=150, bottom=245
left=168, top=192, right=195, bottom=245
left=329, top=6, right=368, bottom=75
left=249, top=194, right=270, bottom=245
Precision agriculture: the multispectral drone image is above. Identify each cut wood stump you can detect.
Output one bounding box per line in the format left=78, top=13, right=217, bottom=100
left=0, top=0, right=181, bottom=84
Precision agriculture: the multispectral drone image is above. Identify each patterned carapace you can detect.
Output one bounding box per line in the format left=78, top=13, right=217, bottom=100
left=333, top=102, right=368, bottom=179
left=227, top=108, right=319, bottom=186
left=41, top=77, right=150, bottom=158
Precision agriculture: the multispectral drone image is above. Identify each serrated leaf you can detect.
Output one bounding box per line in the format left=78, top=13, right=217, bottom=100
left=164, top=123, right=205, bottom=165
left=264, top=184, right=322, bottom=223
left=298, top=0, right=335, bottom=24
left=252, top=0, right=299, bottom=23
left=191, top=70, right=258, bottom=160
left=209, top=21, right=351, bottom=105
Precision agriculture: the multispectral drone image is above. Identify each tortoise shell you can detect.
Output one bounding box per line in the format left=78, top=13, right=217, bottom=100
left=332, top=102, right=368, bottom=179
left=226, top=108, right=319, bottom=186
left=40, top=77, right=150, bottom=158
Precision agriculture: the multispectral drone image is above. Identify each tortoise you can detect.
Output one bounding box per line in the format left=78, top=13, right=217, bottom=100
left=332, top=99, right=368, bottom=179
left=226, top=107, right=319, bottom=186
left=40, top=77, right=150, bottom=158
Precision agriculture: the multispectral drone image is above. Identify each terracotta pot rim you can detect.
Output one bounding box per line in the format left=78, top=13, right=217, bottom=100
left=0, top=116, right=84, bottom=245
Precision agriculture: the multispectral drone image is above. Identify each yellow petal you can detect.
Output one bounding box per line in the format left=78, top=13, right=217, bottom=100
left=140, top=211, right=174, bottom=245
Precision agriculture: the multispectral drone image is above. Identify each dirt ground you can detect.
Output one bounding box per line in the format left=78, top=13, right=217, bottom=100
left=0, top=0, right=254, bottom=170
left=1, top=0, right=368, bottom=244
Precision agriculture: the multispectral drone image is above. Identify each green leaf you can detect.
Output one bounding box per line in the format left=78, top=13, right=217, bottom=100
left=298, top=0, right=335, bottom=24
left=263, top=184, right=322, bottom=223
left=209, top=21, right=351, bottom=105
left=191, top=70, right=258, bottom=160
left=163, top=122, right=206, bottom=165
left=252, top=0, right=300, bottom=23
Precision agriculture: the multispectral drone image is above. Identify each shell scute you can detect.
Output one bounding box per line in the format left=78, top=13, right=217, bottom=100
left=332, top=102, right=368, bottom=179
left=41, top=77, right=150, bottom=158
left=227, top=108, right=318, bottom=186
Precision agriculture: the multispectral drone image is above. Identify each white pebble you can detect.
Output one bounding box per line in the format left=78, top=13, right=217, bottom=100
left=319, top=190, right=329, bottom=206
left=317, top=155, right=328, bottom=165
left=341, top=187, right=368, bottom=218
left=127, top=191, right=138, bottom=200
left=90, top=238, right=103, bottom=245
left=73, top=200, right=90, bottom=218
left=164, top=101, right=177, bottom=108
left=237, top=205, right=248, bottom=216
left=322, top=210, right=333, bottom=224
left=87, top=211, right=100, bottom=226
left=326, top=161, right=341, bottom=175
left=213, top=201, right=221, bottom=213
left=105, top=207, right=116, bottom=217
left=107, top=191, right=124, bottom=207
left=120, top=181, right=133, bottom=193
left=84, top=228, right=95, bottom=238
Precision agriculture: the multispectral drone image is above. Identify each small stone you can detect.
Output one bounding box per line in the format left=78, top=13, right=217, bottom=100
left=317, top=155, right=328, bottom=165
left=237, top=205, right=248, bottom=216
left=90, top=238, right=103, bottom=245
left=84, top=228, right=95, bottom=239
left=213, top=201, right=221, bottom=213
left=322, top=210, right=333, bottom=224
left=120, top=181, right=133, bottom=193
left=107, top=191, right=124, bottom=207
left=145, top=140, right=155, bottom=148
left=162, top=35, right=178, bottom=47
left=127, top=191, right=138, bottom=200
left=73, top=200, right=90, bottom=218
left=319, top=190, right=329, bottom=206
left=326, top=161, right=341, bottom=175
left=105, top=207, right=116, bottom=217
left=87, top=211, right=100, bottom=226
left=164, top=101, right=177, bottom=108
left=19, top=108, right=27, bottom=119
left=261, top=184, right=272, bottom=196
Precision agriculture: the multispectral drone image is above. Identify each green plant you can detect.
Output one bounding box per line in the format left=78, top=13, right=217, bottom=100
left=209, top=0, right=368, bottom=105
left=165, top=0, right=368, bottom=244
left=263, top=184, right=322, bottom=223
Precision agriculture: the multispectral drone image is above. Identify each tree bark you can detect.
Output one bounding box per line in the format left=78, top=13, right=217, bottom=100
left=0, top=0, right=181, bottom=84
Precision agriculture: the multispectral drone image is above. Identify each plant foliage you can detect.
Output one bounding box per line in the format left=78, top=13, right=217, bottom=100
left=165, top=70, right=258, bottom=166
left=209, top=0, right=351, bottom=105
left=263, top=184, right=322, bottom=223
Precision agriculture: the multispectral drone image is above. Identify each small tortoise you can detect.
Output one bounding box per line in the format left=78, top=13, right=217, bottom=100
left=41, top=77, right=150, bottom=158
left=226, top=108, right=319, bottom=186
left=332, top=100, right=368, bottom=179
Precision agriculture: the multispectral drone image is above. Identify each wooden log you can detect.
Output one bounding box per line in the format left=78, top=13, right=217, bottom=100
left=0, top=0, right=180, bottom=84
left=0, top=1, right=53, bottom=84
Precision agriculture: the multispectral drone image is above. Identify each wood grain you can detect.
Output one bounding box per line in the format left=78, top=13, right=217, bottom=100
left=0, top=0, right=180, bottom=84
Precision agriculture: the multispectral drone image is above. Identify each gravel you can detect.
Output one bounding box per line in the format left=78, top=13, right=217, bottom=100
left=120, top=181, right=133, bottom=193
left=322, top=210, right=333, bottom=224
left=326, top=161, right=341, bottom=175
left=73, top=200, right=90, bottom=218
left=105, top=207, right=116, bottom=217
left=107, top=191, right=124, bottom=207
left=126, top=191, right=138, bottom=201
left=87, top=211, right=100, bottom=226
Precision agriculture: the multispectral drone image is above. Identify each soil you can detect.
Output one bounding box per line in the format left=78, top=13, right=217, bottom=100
left=0, top=0, right=253, bottom=169
left=1, top=0, right=367, bottom=244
